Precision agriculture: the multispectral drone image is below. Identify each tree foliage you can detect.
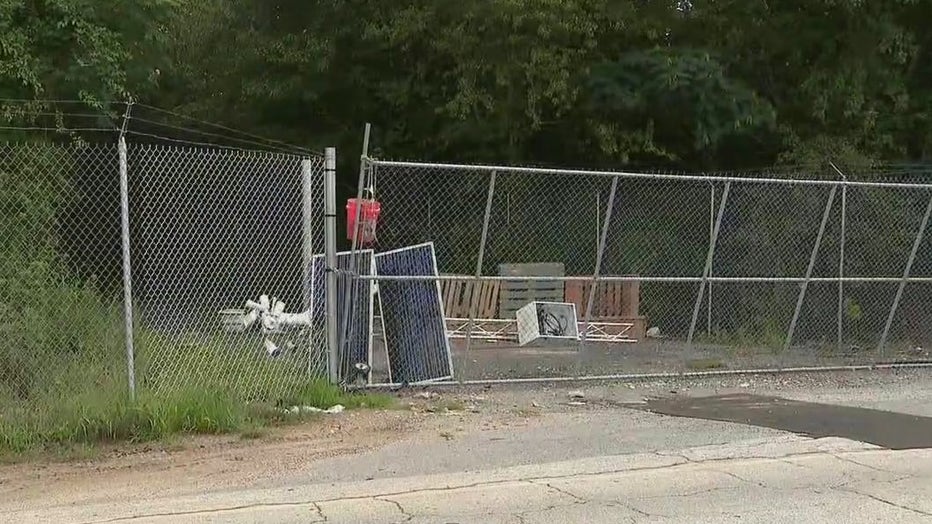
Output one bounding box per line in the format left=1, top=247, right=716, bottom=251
left=1, top=0, right=930, bottom=166
left=109, top=0, right=928, bottom=172
left=0, top=0, right=174, bottom=106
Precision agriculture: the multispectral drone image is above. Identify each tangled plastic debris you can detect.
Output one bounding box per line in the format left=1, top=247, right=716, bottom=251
left=285, top=404, right=345, bottom=415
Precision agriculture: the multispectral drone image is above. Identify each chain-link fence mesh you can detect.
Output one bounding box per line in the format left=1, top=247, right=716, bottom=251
left=1, top=142, right=128, bottom=422
left=131, top=145, right=328, bottom=400
left=363, top=159, right=932, bottom=382
left=1, top=138, right=327, bottom=426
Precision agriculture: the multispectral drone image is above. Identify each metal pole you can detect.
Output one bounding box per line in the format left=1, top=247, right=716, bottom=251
left=707, top=182, right=715, bottom=335
left=463, top=172, right=497, bottom=379
left=356, top=274, right=932, bottom=284
left=878, top=193, right=932, bottom=355
left=838, top=184, right=847, bottom=351
left=582, top=176, right=620, bottom=344
left=830, top=162, right=848, bottom=352
left=117, top=100, right=137, bottom=400
left=118, top=136, right=136, bottom=400
left=595, top=192, right=601, bottom=260
left=687, top=181, right=731, bottom=346
left=350, top=124, right=372, bottom=253
left=324, top=147, right=339, bottom=383
left=784, top=185, right=837, bottom=352
left=338, top=124, right=372, bottom=381
left=300, top=159, right=315, bottom=376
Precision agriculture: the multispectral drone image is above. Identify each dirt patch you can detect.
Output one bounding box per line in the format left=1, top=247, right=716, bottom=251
left=0, top=390, right=539, bottom=514
left=0, top=409, right=417, bottom=513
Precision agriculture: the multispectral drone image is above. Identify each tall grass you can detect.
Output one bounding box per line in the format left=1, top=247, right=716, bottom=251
left=0, top=288, right=390, bottom=456
left=0, top=340, right=391, bottom=456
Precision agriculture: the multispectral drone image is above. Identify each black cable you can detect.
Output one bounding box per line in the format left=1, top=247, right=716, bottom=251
left=134, top=103, right=320, bottom=156
left=0, top=125, right=116, bottom=133
left=0, top=98, right=106, bottom=105
left=0, top=111, right=119, bottom=120
left=538, top=309, right=568, bottom=337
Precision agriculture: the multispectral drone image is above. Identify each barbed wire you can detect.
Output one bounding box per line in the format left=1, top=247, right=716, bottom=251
left=134, top=103, right=321, bottom=156
left=129, top=116, right=303, bottom=155
left=123, top=130, right=308, bottom=158
left=0, top=98, right=321, bottom=157
left=0, top=110, right=118, bottom=119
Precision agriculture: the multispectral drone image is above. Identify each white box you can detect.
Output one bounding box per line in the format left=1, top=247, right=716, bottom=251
left=515, top=301, right=579, bottom=346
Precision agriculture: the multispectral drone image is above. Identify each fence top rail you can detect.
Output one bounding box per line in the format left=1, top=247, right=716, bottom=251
left=367, top=158, right=932, bottom=191
left=0, top=138, right=321, bottom=160
left=355, top=274, right=932, bottom=284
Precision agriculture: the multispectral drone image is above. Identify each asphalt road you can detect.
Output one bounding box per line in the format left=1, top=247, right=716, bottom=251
left=7, top=369, right=932, bottom=523
left=18, top=437, right=932, bottom=523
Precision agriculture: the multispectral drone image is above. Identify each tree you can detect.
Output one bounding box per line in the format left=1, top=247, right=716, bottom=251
left=0, top=0, right=174, bottom=112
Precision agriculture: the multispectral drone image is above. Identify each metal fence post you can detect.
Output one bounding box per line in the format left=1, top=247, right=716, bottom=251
left=339, top=124, right=372, bottom=381
left=324, top=147, right=339, bottom=383
left=707, top=181, right=715, bottom=335
left=784, top=185, right=837, bottom=352
left=878, top=193, right=932, bottom=355
left=118, top=135, right=137, bottom=400
left=300, top=158, right=315, bottom=376
left=463, top=171, right=497, bottom=379
left=830, top=162, right=847, bottom=351
left=838, top=183, right=847, bottom=351
left=582, top=176, right=620, bottom=344
left=687, top=181, right=730, bottom=347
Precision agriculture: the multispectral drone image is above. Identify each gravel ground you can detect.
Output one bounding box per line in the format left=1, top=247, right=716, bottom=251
left=368, top=335, right=931, bottom=383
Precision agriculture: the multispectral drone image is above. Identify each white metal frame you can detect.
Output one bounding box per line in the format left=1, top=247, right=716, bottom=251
left=445, top=318, right=637, bottom=344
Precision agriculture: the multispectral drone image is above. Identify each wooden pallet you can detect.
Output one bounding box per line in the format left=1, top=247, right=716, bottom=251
left=564, top=279, right=646, bottom=339
left=498, top=263, right=565, bottom=318
left=439, top=278, right=500, bottom=319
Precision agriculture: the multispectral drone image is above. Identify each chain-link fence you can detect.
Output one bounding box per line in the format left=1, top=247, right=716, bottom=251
left=4, top=134, right=932, bottom=403
left=360, top=158, right=932, bottom=382
left=1, top=137, right=329, bottom=423
left=130, top=143, right=329, bottom=400
left=1, top=142, right=127, bottom=417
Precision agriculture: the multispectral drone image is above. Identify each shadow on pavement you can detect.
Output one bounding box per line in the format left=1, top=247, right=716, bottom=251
left=626, top=393, right=932, bottom=450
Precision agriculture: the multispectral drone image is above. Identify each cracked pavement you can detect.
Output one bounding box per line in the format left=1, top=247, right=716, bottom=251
left=5, top=370, right=932, bottom=523
left=12, top=438, right=932, bottom=523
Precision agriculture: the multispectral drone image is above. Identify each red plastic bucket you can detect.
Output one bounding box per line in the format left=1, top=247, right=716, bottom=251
left=346, top=198, right=381, bottom=245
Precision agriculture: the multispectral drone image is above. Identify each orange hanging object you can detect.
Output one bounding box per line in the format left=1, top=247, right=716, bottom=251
left=346, top=198, right=381, bottom=245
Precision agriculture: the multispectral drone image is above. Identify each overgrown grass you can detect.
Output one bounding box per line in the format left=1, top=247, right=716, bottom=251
left=0, top=382, right=391, bottom=457
left=0, top=294, right=392, bottom=458
left=0, top=375, right=392, bottom=458
left=0, top=322, right=393, bottom=458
